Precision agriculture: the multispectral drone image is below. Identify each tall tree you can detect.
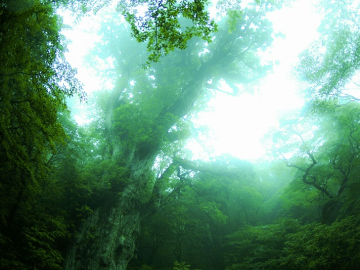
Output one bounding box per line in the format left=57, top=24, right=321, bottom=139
left=289, top=0, right=360, bottom=223
left=64, top=2, right=277, bottom=269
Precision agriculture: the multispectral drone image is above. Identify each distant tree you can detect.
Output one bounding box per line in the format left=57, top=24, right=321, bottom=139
left=297, top=0, right=360, bottom=110
left=271, top=102, right=360, bottom=223
left=282, top=0, right=360, bottom=224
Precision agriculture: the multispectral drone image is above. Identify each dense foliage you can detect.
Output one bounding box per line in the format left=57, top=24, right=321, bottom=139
left=0, top=0, right=86, bottom=268
left=2, top=0, right=360, bottom=269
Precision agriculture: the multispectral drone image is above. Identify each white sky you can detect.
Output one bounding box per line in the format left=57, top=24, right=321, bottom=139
left=188, top=0, right=321, bottom=161
left=61, top=0, right=321, bottom=161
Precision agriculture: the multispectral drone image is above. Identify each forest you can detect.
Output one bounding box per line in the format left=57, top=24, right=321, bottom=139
left=1, top=0, right=360, bottom=269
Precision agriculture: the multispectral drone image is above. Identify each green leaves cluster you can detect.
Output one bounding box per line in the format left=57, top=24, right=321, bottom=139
left=118, top=0, right=217, bottom=64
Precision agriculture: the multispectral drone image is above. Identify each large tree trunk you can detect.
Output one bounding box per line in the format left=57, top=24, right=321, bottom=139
left=64, top=186, right=140, bottom=269
left=64, top=96, right=205, bottom=270
left=64, top=153, right=156, bottom=269
left=63, top=76, right=208, bottom=269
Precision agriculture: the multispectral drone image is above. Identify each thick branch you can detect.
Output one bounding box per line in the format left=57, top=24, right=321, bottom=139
left=145, top=157, right=252, bottom=216
left=173, top=157, right=248, bottom=178
left=287, top=152, right=334, bottom=199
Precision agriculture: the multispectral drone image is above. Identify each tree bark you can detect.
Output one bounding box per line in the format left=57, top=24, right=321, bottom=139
left=64, top=154, right=155, bottom=269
